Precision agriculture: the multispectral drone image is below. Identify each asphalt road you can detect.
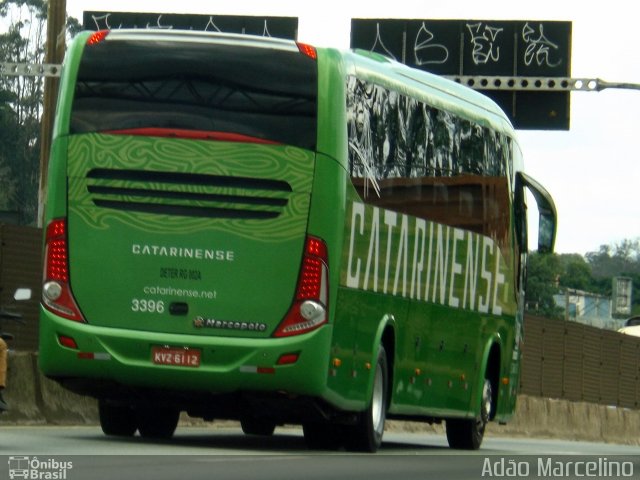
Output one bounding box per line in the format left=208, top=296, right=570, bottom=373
left=2, top=426, right=639, bottom=480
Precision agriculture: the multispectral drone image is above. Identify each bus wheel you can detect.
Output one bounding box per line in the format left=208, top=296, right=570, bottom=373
left=98, top=400, right=137, bottom=437
left=446, top=378, right=492, bottom=450
left=240, top=417, right=276, bottom=436
left=137, top=407, right=180, bottom=439
left=344, top=345, right=388, bottom=452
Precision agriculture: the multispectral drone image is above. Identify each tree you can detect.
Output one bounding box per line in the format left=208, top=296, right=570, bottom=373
left=557, top=253, right=594, bottom=292
left=0, top=0, right=80, bottom=224
left=525, top=252, right=563, bottom=319
left=585, top=239, right=640, bottom=315
left=0, top=0, right=47, bottom=224
left=0, top=87, right=19, bottom=212
left=585, top=239, right=640, bottom=279
left=526, top=238, right=640, bottom=318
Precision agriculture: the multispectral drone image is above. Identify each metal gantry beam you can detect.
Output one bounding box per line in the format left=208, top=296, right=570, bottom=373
left=0, top=62, right=61, bottom=78
left=444, top=75, right=640, bottom=92
left=2, top=62, right=639, bottom=92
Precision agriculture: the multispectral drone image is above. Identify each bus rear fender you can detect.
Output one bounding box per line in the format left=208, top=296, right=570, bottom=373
left=475, top=336, right=501, bottom=421
left=363, top=314, right=396, bottom=407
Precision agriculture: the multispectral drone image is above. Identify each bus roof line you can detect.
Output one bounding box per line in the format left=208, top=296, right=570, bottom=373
left=395, top=70, right=514, bottom=131
left=103, top=29, right=300, bottom=52
left=347, top=50, right=514, bottom=134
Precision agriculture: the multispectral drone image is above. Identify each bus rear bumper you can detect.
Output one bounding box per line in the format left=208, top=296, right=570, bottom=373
left=39, top=309, right=333, bottom=403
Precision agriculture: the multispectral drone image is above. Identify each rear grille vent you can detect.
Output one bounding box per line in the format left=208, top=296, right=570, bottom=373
left=86, top=168, right=291, bottom=219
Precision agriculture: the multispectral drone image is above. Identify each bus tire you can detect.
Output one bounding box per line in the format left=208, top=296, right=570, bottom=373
left=137, top=407, right=180, bottom=439
left=240, top=417, right=276, bottom=436
left=445, top=377, right=492, bottom=450
left=344, top=345, right=388, bottom=452
left=98, top=400, right=137, bottom=437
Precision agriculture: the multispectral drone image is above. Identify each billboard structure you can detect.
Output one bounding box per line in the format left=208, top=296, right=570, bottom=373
left=351, top=19, right=572, bottom=130
left=613, top=277, right=633, bottom=317
left=82, top=11, right=298, bottom=40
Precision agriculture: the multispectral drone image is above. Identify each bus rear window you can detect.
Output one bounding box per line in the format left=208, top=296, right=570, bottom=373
left=71, top=37, right=318, bottom=150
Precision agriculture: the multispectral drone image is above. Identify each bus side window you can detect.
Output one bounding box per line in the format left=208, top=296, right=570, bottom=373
left=513, top=178, right=529, bottom=291
left=346, top=76, right=513, bottom=251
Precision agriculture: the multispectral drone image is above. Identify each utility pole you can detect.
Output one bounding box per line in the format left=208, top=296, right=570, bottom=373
left=37, top=0, right=66, bottom=227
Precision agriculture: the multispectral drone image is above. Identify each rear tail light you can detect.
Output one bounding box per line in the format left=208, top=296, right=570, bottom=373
left=86, top=30, right=109, bottom=46
left=58, top=334, right=78, bottom=350
left=276, top=352, right=300, bottom=365
left=42, top=218, right=85, bottom=322
left=296, top=42, right=317, bottom=60
left=274, top=236, right=328, bottom=337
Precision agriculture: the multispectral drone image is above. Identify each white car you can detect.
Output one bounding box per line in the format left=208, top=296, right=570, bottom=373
left=618, top=316, right=640, bottom=337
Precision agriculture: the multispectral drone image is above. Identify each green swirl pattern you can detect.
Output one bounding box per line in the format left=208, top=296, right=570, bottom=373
left=67, top=134, right=314, bottom=241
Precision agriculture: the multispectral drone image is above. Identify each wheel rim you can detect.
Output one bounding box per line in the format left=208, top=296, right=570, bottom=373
left=371, top=362, right=385, bottom=434
left=481, top=379, right=492, bottom=424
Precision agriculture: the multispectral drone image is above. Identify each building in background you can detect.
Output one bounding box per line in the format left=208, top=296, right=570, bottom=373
left=553, top=289, right=618, bottom=330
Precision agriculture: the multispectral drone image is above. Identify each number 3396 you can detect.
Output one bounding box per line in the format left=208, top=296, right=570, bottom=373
left=131, top=298, right=165, bottom=313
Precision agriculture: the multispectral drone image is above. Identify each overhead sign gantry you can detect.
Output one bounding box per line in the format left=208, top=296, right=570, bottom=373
left=351, top=19, right=572, bottom=130
left=3, top=14, right=639, bottom=130
left=82, top=11, right=298, bottom=39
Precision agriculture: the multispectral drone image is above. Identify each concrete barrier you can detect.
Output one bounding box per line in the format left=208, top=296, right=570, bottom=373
left=3, top=352, right=98, bottom=425
left=488, top=395, right=640, bottom=445
left=2, top=352, right=639, bottom=445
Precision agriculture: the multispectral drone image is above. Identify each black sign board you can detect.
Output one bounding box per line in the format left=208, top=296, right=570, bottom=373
left=83, top=11, right=298, bottom=40
left=351, top=19, right=572, bottom=130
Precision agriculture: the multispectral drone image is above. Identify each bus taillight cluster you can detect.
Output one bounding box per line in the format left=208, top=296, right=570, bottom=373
left=274, top=236, right=329, bottom=337
left=42, top=218, right=85, bottom=323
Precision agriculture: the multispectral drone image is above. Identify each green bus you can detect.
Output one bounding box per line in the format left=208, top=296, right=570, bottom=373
left=39, top=29, right=556, bottom=452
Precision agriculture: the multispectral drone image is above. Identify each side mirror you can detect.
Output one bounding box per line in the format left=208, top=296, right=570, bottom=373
left=516, top=172, right=557, bottom=253
left=537, top=212, right=555, bottom=253
left=14, top=288, right=32, bottom=301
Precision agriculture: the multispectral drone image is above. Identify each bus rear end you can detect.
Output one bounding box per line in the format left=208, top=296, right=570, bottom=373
left=39, top=30, right=334, bottom=432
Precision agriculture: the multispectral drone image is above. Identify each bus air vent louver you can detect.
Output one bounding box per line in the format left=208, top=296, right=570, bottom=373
left=86, top=168, right=290, bottom=219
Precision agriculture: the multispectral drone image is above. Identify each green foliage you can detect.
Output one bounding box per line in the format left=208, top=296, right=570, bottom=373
left=557, top=253, right=598, bottom=292
left=0, top=91, right=19, bottom=210
left=525, top=252, right=563, bottom=318
left=585, top=239, right=640, bottom=279
left=585, top=239, right=640, bottom=315
left=66, top=12, right=81, bottom=39
left=0, top=0, right=47, bottom=224
left=0, top=1, right=80, bottom=224
left=525, top=239, right=640, bottom=318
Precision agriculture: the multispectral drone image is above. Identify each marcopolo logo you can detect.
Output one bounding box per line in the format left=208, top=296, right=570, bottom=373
left=8, top=456, right=73, bottom=480
left=193, top=316, right=268, bottom=332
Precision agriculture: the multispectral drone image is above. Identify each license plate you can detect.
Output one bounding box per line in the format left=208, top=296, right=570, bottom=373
left=152, top=346, right=201, bottom=368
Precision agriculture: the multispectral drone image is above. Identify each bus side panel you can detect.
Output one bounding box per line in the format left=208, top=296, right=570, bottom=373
left=315, top=48, right=350, bottom=171
left=339, top=199, right=519, bottom=419
left=397, top=302, right=480, bottom=416
left=330, top=279, right=517, bottom=420
left=327, top=287, right=405, bottom=410
left=306, top=153, right=348, bottom=325
left=494, top=312, right=521, bottom=422
left=44, top=136, right=69, bottom=220
left=51, top=32, right=90, bottom=141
